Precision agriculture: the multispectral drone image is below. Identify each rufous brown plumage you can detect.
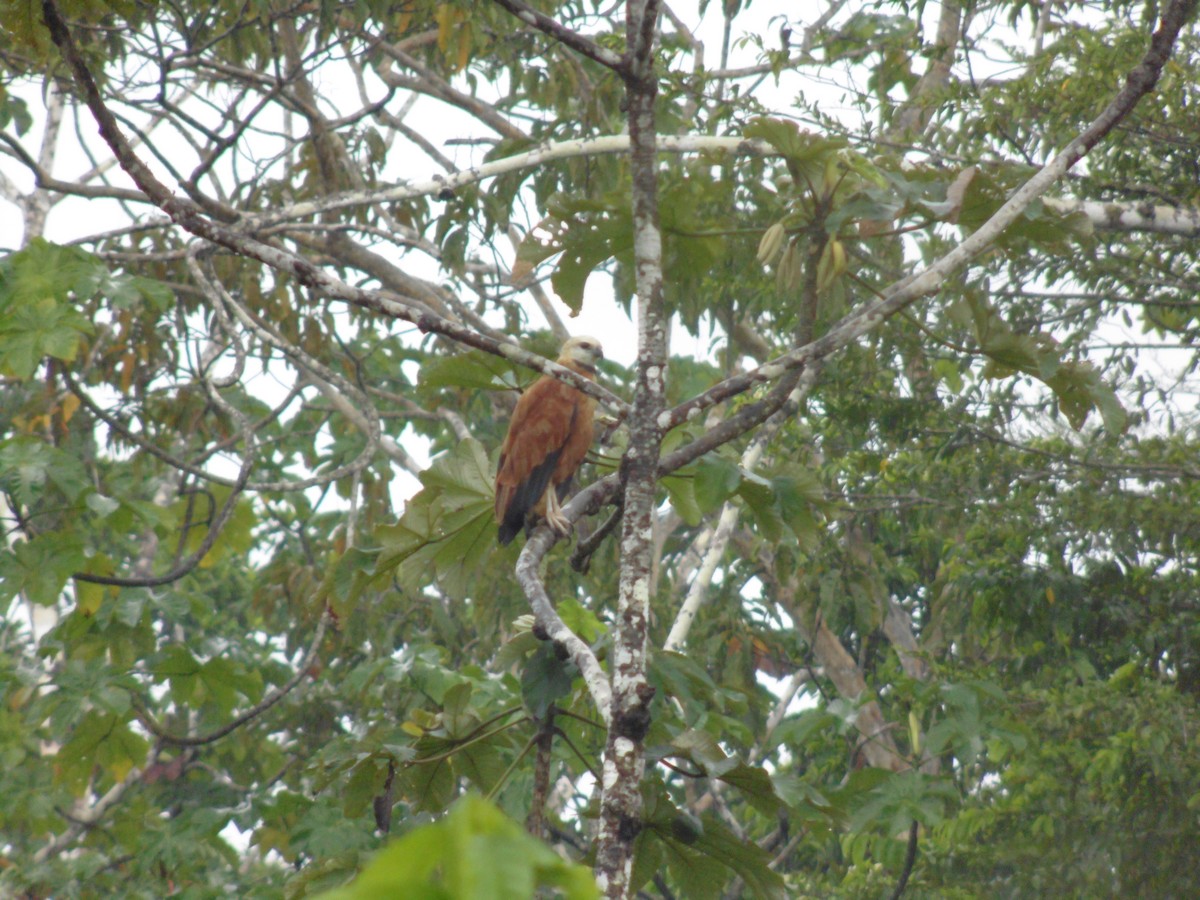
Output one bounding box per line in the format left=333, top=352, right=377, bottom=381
left=494, top=336, right=603, bottom=545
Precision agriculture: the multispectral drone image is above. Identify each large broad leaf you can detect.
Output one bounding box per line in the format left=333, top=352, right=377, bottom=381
left=0, top=530, right=85, bottom=606
left=521, top=642, right=579, bottom=719
left=743, top=117, right=847, bottom=184
left=512, top=193, right=632, bottom=314
left=649, top=650, right=724, bottom=713
left=418, top=349, right=519, bottom=394
left=693, top=455, right=741, bottom=513
left=636, top=778, right=786, bottom=900
left=375, top=438, right=495, bottom=599
left=950, top=292, right=1127, bottom=433
left=56, top=711, right=149, bottom=796
left=0, top=241, right=98, bottom=378
left=0, top=436, right=92, bottom=506
left=318, top=795, right=599, bottom=900
left=848, top=770, right=960, bottom=837
left=662, top=473, right=703, bottom=526
left=660, top=728, right=786, bottom=817
left=172, top=484, right=257, bottom=569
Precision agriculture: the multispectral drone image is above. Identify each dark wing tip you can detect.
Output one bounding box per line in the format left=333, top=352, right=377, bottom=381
left=495, top=450, right=562, bottom=546
left=497, top=520, right=520, bottom=545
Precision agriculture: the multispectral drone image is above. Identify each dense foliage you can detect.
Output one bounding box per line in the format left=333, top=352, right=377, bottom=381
left=2, top=0, right=1199, bottom=896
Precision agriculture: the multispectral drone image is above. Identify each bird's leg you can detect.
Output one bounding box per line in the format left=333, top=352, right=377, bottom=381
left=544, top=487, right=571, bottom=536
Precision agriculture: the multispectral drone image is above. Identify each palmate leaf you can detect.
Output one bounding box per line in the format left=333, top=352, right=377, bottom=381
left=661, top=728, right=787, bottom=817
left=551, top=201, right=632, bottom=315
left=662, top=473, right=703, bottom=525
left=375, top=438, right=495, bottom=599
left=418, top=349, right=519, bottom=394
left=319, top=795, right=598, bottom=900
left=517, top=175, right=733, bottom=324
left=172, top=484, right=257, bottom=569
left=521, top=641, right=578, bottom=718
left=693, top=455, right=741, bottom=513
left=0, top=239, right=104, bottom=378
left=743, top=117, right=847, bottom=183
left=949, top=292, right=1127, bottom=432
left=0, top=530, right=85, bottom=606
left=848, top=770, right=960, bottom=837
left=56, top=711, right=149, bottom=796
left=512, top=193, right=632, bottom=314
left=636, top=777, right=785, bottom=900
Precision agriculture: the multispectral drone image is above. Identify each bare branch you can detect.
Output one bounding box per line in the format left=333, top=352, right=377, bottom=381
left=1043, top=196, right=1200, bottom=236
left=663, top=372, right=817, bottom=651
left=249, top=132, right=1200, bottom=237
left=490, top=0, right=628, bottom=72
left=662, top=0, right=1199, bottom=429
left=516, top=530, right=613, bottom=726
left=41, top=0, right=628, bottom=418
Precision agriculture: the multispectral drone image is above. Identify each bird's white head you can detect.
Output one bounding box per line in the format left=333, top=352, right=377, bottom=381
left=559, top=335, right=604, bottom=372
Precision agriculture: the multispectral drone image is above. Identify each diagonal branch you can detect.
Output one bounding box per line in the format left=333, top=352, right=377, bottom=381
left=133, top=611, right=330, bottom=747
left=490, top=0, right=628, bottom=72
left=660, top=0, right=1199, bottom=434
left=663, top=371, right=818, bottom=652
left=34, top=743, right=162, bottom=864
left=40, top=0, right=627, bottom=418
left=515, top=529, right=613, bottom=726
left=248, top=132, right=1200, bottom=238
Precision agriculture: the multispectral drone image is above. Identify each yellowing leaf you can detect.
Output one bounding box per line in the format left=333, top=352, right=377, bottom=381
left=58, top=391, right=81, bottom=426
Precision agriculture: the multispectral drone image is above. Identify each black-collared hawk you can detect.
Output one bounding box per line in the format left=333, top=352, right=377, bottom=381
left=495, top=336, right=604, bottom=545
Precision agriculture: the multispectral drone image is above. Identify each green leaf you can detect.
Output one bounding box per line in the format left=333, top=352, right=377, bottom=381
left=324, top=545, right=382, bottom=620
left=376, top=438, right=495, bottom=599
left=318, top=795, right=599, bottom=900
left=743, top=117, right=847, bottom=182
left=153, top=644, right=202, bottom=705
left=951, top=293, right=1126, bottom=433
left=418, top=349, right=517, bottom=394
left=343, top=755, right=392, bottom=819
left=199, top=656, right=241, bottom=716
left=646, top=806, right=786, bottom=900
left=550, top=204, right=633, bottom=315
left=0, top=87, right=33, bottom=135
left=399, top=747, right=457, bottom=813
left=666, top=727, right=731, bottom=771
left=0, top=531, right=84, bottom=606
left=848, top=771, right=959, bottom=836
left=716, top=762, right=786, bottom=817
left=649, top=650, right=723, bottom=714
left=0, top=436, right=92, bottom=506
left=0, top=239, right=99, bottom=378
left=521, top=642, right=578, bottom=719
left=737, top=473, right=783, bottom=542
left=57, top=711, right=149, bottom=795
left=557, top=598, right=606, bottom=644
left=662, top=473, right=703, bottom=526
left=512, top=192, right=637, bottom=314
left=441, top=682, right=479, bottom=739
left=693, top=456, right=741, bottom=514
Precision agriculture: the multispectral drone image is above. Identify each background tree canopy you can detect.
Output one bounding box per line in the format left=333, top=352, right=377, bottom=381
left=2, top=0, right=1199, bottom=897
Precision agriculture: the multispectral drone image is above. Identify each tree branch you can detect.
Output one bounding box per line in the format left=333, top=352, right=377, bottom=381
left=594, top=2, right=665, bottom=895
left=516, top=529, right=613, bottom=726
left=40, top=0, right=628, bottom=417
left=660, top=0, right=1199, bottom=430
left=246, top=132, right=1200, bottom=238
left=133, top=611, right=329, bottom=747
left=491, top=0, right=628, bottom=72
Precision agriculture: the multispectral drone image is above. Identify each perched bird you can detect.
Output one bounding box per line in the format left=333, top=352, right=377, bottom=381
left=494, top=336, right=604, bottom=545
